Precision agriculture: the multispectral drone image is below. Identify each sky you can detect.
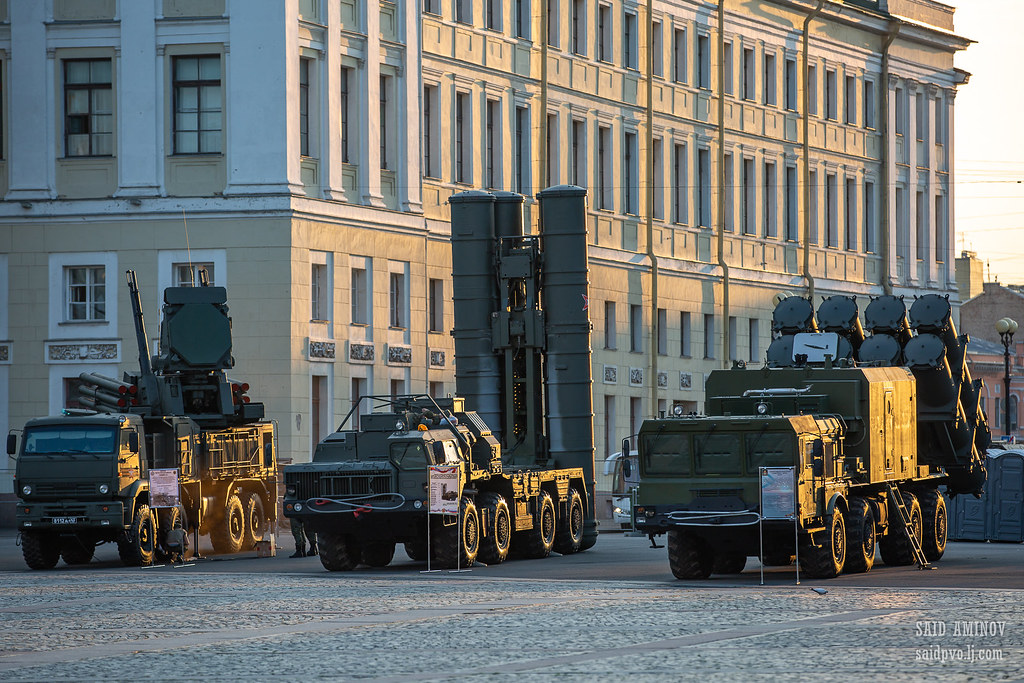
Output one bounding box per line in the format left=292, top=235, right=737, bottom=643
left=947, top=1, right=1024, bottom=284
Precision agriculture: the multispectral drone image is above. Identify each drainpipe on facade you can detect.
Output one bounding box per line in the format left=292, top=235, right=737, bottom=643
left=801, top=0, right=825, bottom=306
left=716, top=1, right=730, bottom=368
left=540, top=1, right=548, bottom=189
left=646, top=1, right=659, bottom=413
left=880, top=21, right=900, bottom=295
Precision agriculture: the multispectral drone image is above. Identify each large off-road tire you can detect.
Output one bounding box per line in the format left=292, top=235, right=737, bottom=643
left=319, top=531, right=361, bottom=571
left=514, top=491, right=556, bottom=559
left=60, top=536, right=96, bottom=566
left=800, top=506, right=846, bottom=579
left=843, top=497, right=876, bottom=574
left=553, top=488, right=584, bottom=555
left=157, top=506, right=186, bottom=562
left=667, top=529, right=713, bottom=579
left=361, top=542, right=396, bottom=568
left=119, top=503, right=156, bottom=567
left=210, top=494, right=245, bottom=555
left=22, top=532, right=61, bottom=570
left=243, top=493, right=268, bottom=550
left=879, top=490, right=923, bottom=567
left=404, top=541, right=427, bottom=562
left=919, top=488, right=948, bottom=562
left=434, top=496, right=480, bottom=568
left=477, top=492, right=511, bottom=565
left=712, top=552, right=747, bottom=575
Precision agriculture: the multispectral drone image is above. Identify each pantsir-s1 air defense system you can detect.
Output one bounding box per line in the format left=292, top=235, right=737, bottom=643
left=283, top=186, right=597, bottom=570
left=632, top=294, right=989, bottom=579
left=9, top=270, right=277, bottom=569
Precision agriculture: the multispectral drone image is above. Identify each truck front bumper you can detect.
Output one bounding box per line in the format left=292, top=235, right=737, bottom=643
left=17, top=500, right=125, bottom=531
left=284, top=496, right=428, bottom=542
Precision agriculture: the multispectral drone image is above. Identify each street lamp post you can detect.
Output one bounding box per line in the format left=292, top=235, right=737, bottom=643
left=996, top=317, right=1019, bottom=439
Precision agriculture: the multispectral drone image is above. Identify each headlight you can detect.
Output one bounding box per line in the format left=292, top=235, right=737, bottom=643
left=99, top=484, right=109, bottom=494
left=285, top=484, right=297, bottom=497
left=612, top=506, right=623, bottom=515
left=294, top=502, right=303, bottom=512
left=21, top=485, right=32, bottom=496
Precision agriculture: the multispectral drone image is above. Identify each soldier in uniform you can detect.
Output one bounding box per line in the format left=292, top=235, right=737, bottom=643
left=289, top=518, right=318, bottom=558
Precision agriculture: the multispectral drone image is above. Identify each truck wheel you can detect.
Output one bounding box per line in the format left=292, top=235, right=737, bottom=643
left=800, top=507, right=846, bottom=579
left=435, top=496, right=481, bottom=568
left=477, top=492, right=511, bottom=565
left=712, top=553, right=746, bottom=575
left=844, top=497, right=876, bottom=573
left=879, top=490, right=923, bottom=567
left=157, top=506, right=186, bottom=561
left=319, top=532, right=360, bottom=571
left=404, top=542, right=428, bottom=562
left=22, top=532, right=60, bottom=570
left=553, top=488, right=584, bottom=555
left=210, top=494, right=245, bottom=554
left=667, top=530, right=713, bottom=579
left=243, top=493, right=268, bottom=550
left=119, top=503, right=156, bottom=567
left=919, top=488, right=947, bottom=562
left=60, top=536, right=96, bottom=566
left=361, top=542, right=396, bottom=568
left=514, top=491, right=556, bottom=560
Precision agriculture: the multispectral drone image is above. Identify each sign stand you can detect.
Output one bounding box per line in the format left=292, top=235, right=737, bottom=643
left=759, top=466, right=800, bottom=586
left=422, top=464, right=467, bottom=574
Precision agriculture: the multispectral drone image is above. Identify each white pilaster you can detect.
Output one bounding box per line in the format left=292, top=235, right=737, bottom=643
left=401, top=0, right=423, bottom=213
left=115, top=1, right=159, bottom=196
left=323, top=0, right=346, bottom=200
left=361, top=1, right=385, bottom=207
left=6, top=1, right=53, bottom=200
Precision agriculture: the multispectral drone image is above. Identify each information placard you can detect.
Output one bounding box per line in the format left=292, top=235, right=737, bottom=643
left=149, top=468, right=180, bottom=509
left=428, top=464, right=461, bottom=515
left=760, top=466, right=796, bottom=520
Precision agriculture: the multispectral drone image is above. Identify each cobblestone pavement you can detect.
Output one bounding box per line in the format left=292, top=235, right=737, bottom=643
left=0, top=564, right=1021, bottom=682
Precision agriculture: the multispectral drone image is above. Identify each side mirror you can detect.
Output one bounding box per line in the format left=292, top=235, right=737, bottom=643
left=6, top=434, right=16, bottom=456
left=621, top=437, right=631, bottom=454
left=622, top=458, right=632, bottom=479
left=128, top=431, right=139, bottom=453
left=811, top=460, right=824, bottom=477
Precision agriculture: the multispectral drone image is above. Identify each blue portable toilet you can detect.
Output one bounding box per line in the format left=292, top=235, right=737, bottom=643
left=988, top=450, right=1024, bottom=542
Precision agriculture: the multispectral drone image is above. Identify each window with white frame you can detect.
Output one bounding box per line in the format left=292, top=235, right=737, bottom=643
left=630, top=304, right=642, bottom=352
left=652, top=21, right=663, bottom=77
left=863, top=181, right=875, bottom=253
left=764, top=161, right=777, bottom=238
left=486, top=98, right=500, bottom=189
left=652, top=138, right=663, bottom=219
left=341, top=66, right=354, bottom=163
left=935, top=194, right=946, bottom=262
left=598, top=4, right=611, bottom=62
left=456, top=91, right=470, bottom=183
left=299, top=57, right=312, bottom=157
left=547, top=0, right=559, bottom=48
left=724, top=152, right=734, bottom=231
left=863, top=78, right=875, bottom=129
left=604, top=300, right=616, bottom=349
left=698, top=34, right=710, bottom=89
left=571, top=118, right=586, bottom=188
left=704, top=314, right=715, bottom=359
left=809, top=169, right=819, bottom=244
left=807, top=64, right=817, bottom=116
left=598, top=124, right=612, bottom=210
left=916, top=91, right=926, bottom=141
left=723, top=42, right=734, bottom=95
left=742, top=48, right=755, bottom=100
left=785, top=165, right=798, bottom=242
left=845, top=75, right=857, bottom=125
left=624, top=11, right=638, bottom=70
left=456, top=0, right=471, bottom=25
left=486, top=0, right=501, bottom=30
left=173, top=262, right=215, bottom=287
left=65, top=266, right=106, bottom=321
left=845, top=178, right=856, bottom=252
left=64, top=58, right=113, bottom=157
left=764, top=52, right=777, bottom=106
left=673, top=28, right=687, bottom=83
left=389, top=264, right=408, bottom=329
left=624, top=131, right=638, bottom=214
left=350, top=257, right=371, bottom=326
left=172, top=55, right=222, bottom=154
left=680, top=312, right=691, bottom=357
left=572, top=0, right=585, bottom=55
left=380, top=75, right=392, bottom=170
left=311, top=253, right=332, bottom=322
left=516, top=0, right=530, bottom=39
left=742, top=157, right=755, bottom=235
left=423, top=84, right=439, bottom=178
left=784, top=57, right=797, bottom=110
left=657, top=308, right=668, bottom=355
left=546, top=112, right=558, bottom=187
left=673, top=142, right=687, bottom=225
left=515, top=105, right=530, bottom=194
left=826, top=173, right=838, bottom=247
left=697, top=147, right=710, bottom=228
left=825, top=68, right=837, bottom=120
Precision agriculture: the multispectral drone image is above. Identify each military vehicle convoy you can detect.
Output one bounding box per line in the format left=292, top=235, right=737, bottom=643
left=631, top=293, right=989, bottom=579
left=284, top=185, right=598, bottom=570
left=9, top=270, right=277, bottom=569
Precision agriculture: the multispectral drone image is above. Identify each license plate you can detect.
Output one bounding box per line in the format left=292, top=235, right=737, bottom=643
left=50, top=517, right=80, bottom=525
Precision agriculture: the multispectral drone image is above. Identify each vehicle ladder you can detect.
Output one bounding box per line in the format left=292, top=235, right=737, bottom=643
left=886, top=481, right=931, bottom=569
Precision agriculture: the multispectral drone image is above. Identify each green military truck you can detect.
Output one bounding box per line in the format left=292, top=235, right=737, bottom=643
left=284, top=186, right=598, bottom=569
left=632, top=294, right=989, bottom=579
left=8, top=270, right=277, bottom=569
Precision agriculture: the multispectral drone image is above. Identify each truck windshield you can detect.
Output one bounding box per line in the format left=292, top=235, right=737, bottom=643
left=642, top=433, right=691, bottom=474
left=746, top=433, right=795, bottom=469
left=695, top=434, right=742, bottom=474
left=390, top=441, right=431, bottom=471
left=23, top=425, right=118, bottom=455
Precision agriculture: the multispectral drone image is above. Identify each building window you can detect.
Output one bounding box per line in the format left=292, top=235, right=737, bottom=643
left=516, top=0, right=530, bottom=39
left=680, top=312, right=691, bottom=357
left=456, top=91, right=469, bottom=183
left=429, top=278, right=444, bottom=332
left=748, top=318, right=760, bottom=362
left=486, top=99, right=500, bottom=189
left=547, top=0, right=559, bottom=48
left=764, top=52, right=776, bottom=106
left=809, top=169, right=819, bottom=245
left=895, top=87, right=905, bottom=135
left=764, top=161, right=777, bottom=238
left=826, top=173, right=838, bottom=248
left=341, top=67, right=353, bottom=163
left=673, top=29, right=687, bottom=83
left=424, top=0, right=439, bottom=15
left=572, top=0, right=585, bottom=55
left=351, top=261, right=369, bottom=325
left=65, top=266, right=106, bottom=321
left=784, top=58, right=797, bottom=111
left=299, top=58, right=311, bottom=157
left=379, top=75, right=391, bottom=170
left=389, top=269, right=406, bottom=329
left=571, top=119, right=585, bottom=188
left=604, top=300, right=616, bottom=349
left=935, top=194, right=946, bottom=263
left=173, top=55, right=222, bottom=154
left=845, top=75, right=856, bottom=125
left=863, top=79, right=875, bottom=130
left=742, top=157, right=755, bottom=235
left=863, top=181, right=875, bottom=253
left=698, top=34, right=710, bottom=90
left=598, top=4, right=611, bottom=62
left=173, top=262, right=215, bottom=287
left=657, top=308, right=668, bottom=355
left=916, top=190, right=926, bottom=260
left=546, top=112, right=558, bottom=187
left=673, top=142, right=687, bottom=225
left=630, top=304, right=642, bottom=352
left=652, top=21, right=663, bottom=78
left=623, top=11, right=638, bottom=70
left=724, top=153, right=734, bottom=232
left=311, top=262, right=328, bottom=321
left=729, top=316, right=738, bottom=361
left=742, top=48, right=755, bottom=101
left=785, top=165, right=798, bottom=242
left=807, top=64, right=817, bottom=116
left=697, top=147, right=710, bottom=228
left=624, top=131, right=638, bottom=215
left=598, top=125, right=612, bottom=210
left=487, top=0, right=501, bottom=30
left=456, top=0, right=470, bottom=25
left=845, top=178, right=856, bottom=252
left=424, top=85, right=439, bottom=178
left=825, top=69, right=837, bottom=120
left=652, top=137, right=664, bottom=220
left=64, top=58, right=113, bottom=157
left=916, top=92, right=926, bottom=141
left=704, top=314, right=715, bottom=359
left=515, top=105, right=530, bottom=194
left=723, top=42, right=733, bottom=96
left=896, top=186, right=906, bottom=261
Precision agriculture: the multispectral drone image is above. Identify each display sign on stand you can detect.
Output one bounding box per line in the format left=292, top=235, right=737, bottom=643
left=149, top=468, right=180, bottom=508
left=759, top=466, right=799, bottom=585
